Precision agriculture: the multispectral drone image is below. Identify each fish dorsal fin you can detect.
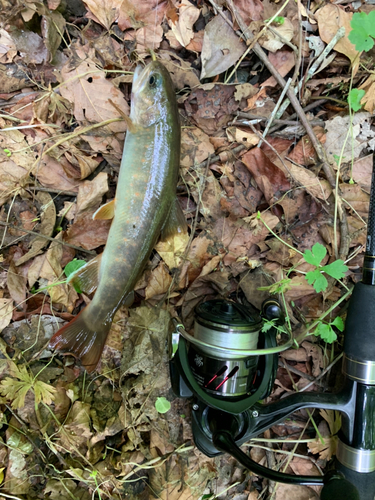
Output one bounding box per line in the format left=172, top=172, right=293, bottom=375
left=93, top=199, right=115, bottom=220
left=67, top=253, right=102, bottom=294
left=160, top=199, right=188, bottom=241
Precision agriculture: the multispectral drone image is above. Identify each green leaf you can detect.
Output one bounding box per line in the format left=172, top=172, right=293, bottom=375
left=349, top=12, right=375, bottom=51
left=303, top=243, right=326, bottom=267
left=261, top=318, right=277, bottom=333
left=322, top=260, right=348, bottom=280
left=64, top=259, right=86, bottom=278
left=155, top=397, right=171, bottom=414
left=306, top=269, right=328, bottom=293
left=314, top=322, right=337, bottom=343
left=331, top=316, right=344, bottom=332
left=348, top=88, right=365, bottom=112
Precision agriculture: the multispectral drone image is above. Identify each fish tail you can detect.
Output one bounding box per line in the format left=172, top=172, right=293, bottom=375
left=49, top=307, right=111, bottom=373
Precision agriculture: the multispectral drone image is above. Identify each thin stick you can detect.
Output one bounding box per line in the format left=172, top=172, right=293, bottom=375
left=0, top=221, right=96, bottom=256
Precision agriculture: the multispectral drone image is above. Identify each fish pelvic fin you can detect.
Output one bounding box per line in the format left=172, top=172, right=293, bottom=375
left=49, top=307, right=111, bottom=373
left=68, top=253, right=102, bottom=295
left=93, top=199, right=115, bottom=220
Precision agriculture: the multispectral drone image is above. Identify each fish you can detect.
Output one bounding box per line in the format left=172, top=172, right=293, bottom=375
left=49, top=60, right=183, bottom=373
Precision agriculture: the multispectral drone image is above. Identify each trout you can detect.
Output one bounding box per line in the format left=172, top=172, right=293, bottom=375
left=49, top=61, right=182, bottom=372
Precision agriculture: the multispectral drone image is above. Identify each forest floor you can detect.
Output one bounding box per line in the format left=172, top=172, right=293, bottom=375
left=0, top=0, right=374, bottom=498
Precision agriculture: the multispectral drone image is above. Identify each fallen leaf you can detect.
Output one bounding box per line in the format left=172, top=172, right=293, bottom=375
left=200, top=14, right=246, bottom=79
left=59, top=53, right=129, bottom=136
left=64, top=211, right=111, bottom=250
left=324, top=112, right=373, bottom=164
left=359, top=74, right=375, bottom=113
left=136, top=24, right=163, bottom=54
left=7, top=263, right=26, bottom=310
left=145, top=262, right=172, bottom=300
left=351, top=154, right=372, bottom=191
left=75, top=172, right=108, bottom=215
left=118, top=0, right=167, bottom=31
left=230, top=0, right=264, bottom=25
left=83, top=0, right=121, bottom=30
left=262, top=50, right=296, bottom=88
left=180, top=127, right=215, bottom=168
left=287, top=163, right=331, bottom=202
left=15, top=192, right=56, bottom=266
left=169, top=0, right=200, bottom=47
left=316, top=4, right=360, bottom=73
left=0, top=298, right=13, bottom=332
left=35, top=155, right=80, bottom=192
left=155, top=231, right=190, bottom=270
left=242, top=147, right=291, bottom=204
left=260, top=18, right=294, bottom=53
left=0, top=29, right=17, bottom=63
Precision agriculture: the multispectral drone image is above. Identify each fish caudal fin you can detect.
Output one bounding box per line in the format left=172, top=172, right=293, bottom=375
left=49, top=308, right=110, bottom=373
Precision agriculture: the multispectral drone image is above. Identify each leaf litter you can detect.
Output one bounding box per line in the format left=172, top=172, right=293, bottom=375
left=0, top=0, right=373, bottom=498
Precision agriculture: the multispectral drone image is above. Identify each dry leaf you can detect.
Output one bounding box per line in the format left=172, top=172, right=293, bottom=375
left=0, top=29, right=17, bottom=63
left=155, top=231, right=190, bottom=270
left=118, top=0, right=167, bottom=31
left=0, top=298, right=13, bottom=332
left=359, top=74, right=375, bottom=114
left=316, top=4, right=360, bottom=73
left=15, top=192, right=56, bottom=267
left=180, top=127, right=215, bottom=167
left=65, top=211, right=111, bottom=250
left=287, top=163, right=331, bottom=202
left=75, top=172, right=108, bottom=215
left=262, top=50, right=296, bottom=88
left=59, top=54, right=129, bottom=135
left=145, top=262, right=172, bottom=300
left=260, top=18, right=294, bottom=53
left=83, top=0, right=121, bottom=30
left=200, top=15, right=246, bottom=79
left=169, top=0, right=200, bottom=47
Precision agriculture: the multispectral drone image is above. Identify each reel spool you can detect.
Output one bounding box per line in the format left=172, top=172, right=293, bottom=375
left=188, top=300, right=262, bottom=398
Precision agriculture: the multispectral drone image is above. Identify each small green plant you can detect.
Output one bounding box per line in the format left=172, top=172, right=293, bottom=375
left=155, top=397, right=171, bottom=414
left=261, top=318, right=288, bottom=336
left=348, top=88, right=365, bottom=112
left=349, top=11, right=375, bottom=52
left=258, top=277, right=293, bottom=295
left=64, top=259, right=86, bottom=293
left=314, top=316, right=344, bottom=343
left=266, top=16, right=285, bottom=25
left=304, top=243, right=348, bottom=293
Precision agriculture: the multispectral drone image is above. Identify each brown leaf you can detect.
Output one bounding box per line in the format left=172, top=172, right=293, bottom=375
left=242, top=147, right=291, bottom=204
left=83, top=0, right=121, bottom=30
left=230, top=0, right=264, bottom=25
left=351, top=154, right=372, bottom=191
left=75, top=172, right=108, bottom=215
left=59, top=54, right=129, bottom=135
left=169, top=0, right=200, bottom=47
left=145, top=262, right=172, bottom=300
left=7, top=263, right=26, bottom=310
left=287, top=163, right=331, bottom=202
left=118, top=0, right=167, bottom=31
left=180, top=127, right=215, bottom=168
left=200, top=15, right=246, bottom=79
left=65, top=211, right=111, bottom=250
left=0, top=29, right=17, bottom=63
left=15, top=192, right=56, bottom=266
left=36, top=155, right=80, bottom=193
left=288, top=126, right=326, bottom=167
left=316, top=5, right=360, bottom=73
left=0, top=298, right=13, bottom=333
left=155, top=231, right=190, bottom=270
left=339, top=183, right=369, bottom=218
left=259, top=18, right=294, bottom=53
left=262, top=50, right=296, bottom=88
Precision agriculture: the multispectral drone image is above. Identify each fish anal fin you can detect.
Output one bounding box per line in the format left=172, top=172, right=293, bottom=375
left=68, top=253, right=102, bottom=294
left=93, top=199, right=115, bottom=220
left=160, top=199, right=188, bottom=241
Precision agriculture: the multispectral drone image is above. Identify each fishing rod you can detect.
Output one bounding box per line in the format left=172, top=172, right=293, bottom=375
left=170, top=155, right=375, bottom=500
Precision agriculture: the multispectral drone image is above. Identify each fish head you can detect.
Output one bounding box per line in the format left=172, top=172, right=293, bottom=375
left=130, top=61, right=177, bottom=128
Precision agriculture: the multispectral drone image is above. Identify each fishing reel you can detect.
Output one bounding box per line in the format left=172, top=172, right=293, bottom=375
left=170, top=298, right=290, bottom=457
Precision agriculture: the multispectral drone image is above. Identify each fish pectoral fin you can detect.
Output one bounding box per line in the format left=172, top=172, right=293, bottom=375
left=160, top=199, right=188, bottom=241
left=67, top=253, right=102, bottom=294
left=93, top=199, right=115, bottom=220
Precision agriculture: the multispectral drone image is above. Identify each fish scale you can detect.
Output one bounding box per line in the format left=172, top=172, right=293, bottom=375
left=49, top=61, right=181, bottom=372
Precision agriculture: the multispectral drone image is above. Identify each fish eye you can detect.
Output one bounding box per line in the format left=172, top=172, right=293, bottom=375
left=148, top=74, right=159, bottom=88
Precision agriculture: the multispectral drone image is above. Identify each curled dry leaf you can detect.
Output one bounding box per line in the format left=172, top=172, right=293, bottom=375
left=259, top=18, right=294, bottom=53
left=64, top=211, right=111, bottom=250
left=200, top=14, right=246, bottom=80
left=169, top=0, right=200, bottom=47
left=145, top=262, right=172, bottom=300
left=15, top=192, right=56, bottom=267
left=155, top=231, right=190, bottom=270
left=75, top=172, right=108, bottom=216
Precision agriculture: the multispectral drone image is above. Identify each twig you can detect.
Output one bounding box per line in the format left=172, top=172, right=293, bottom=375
left=237, top=112, right=324, bottom=128
left=195, top=144, right=245, bottom=169
left=278, top=359, right=324, bottom=386
left=300, top=353, right=343, bottom=392
left=27, top=186, right=78, bottom=197
left=0, top=221, right=96, bottom=256
left=257, top=78, right=292, bottom=147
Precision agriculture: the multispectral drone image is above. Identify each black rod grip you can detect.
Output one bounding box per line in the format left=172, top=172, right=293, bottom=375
left=336, top=462, right=375, bottom=500
left=344, top=282, right=375, bottom=362
left=363, top=154, right=375, bottom=284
